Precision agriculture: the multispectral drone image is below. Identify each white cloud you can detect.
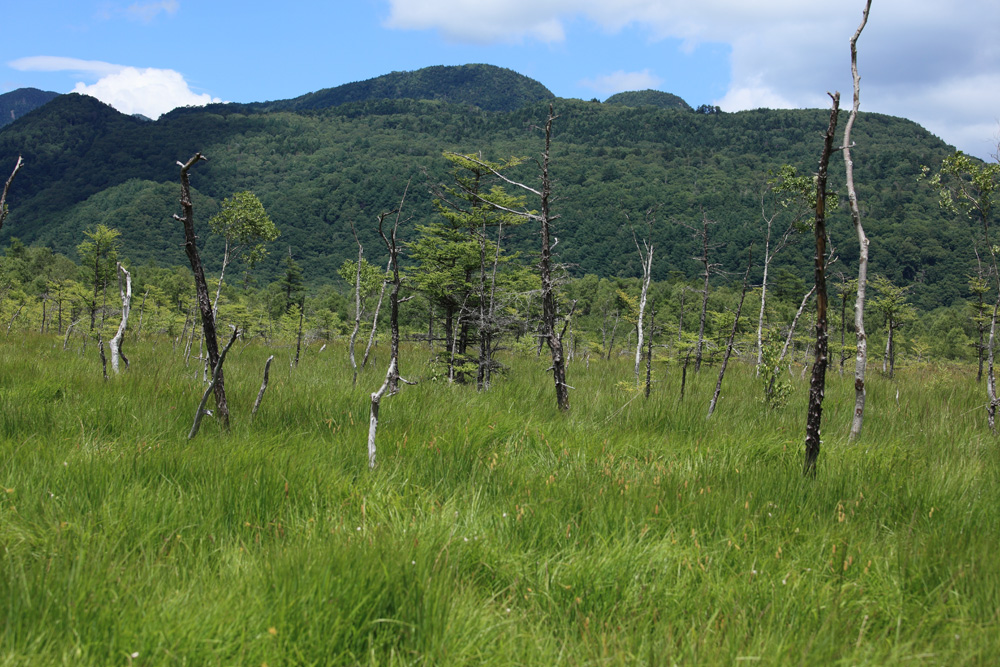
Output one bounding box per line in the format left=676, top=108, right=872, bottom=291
left=126, top=0, right=179, bottom=24
left=9, top=55, right=220, bottom=119
left=9, top=56, right=124, bottom=77
left=71, top=67, right=220, bottom=118
left=383, top=0, right=1000, bottom=159
left=581, top=70, right=663, bottom=97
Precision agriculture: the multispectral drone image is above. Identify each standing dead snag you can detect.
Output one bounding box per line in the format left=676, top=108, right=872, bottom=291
left=804, top=93, right=841, bottom=477
left=630, top=210, right=655, bottom=386
left=367, top=186, right=414, bottom=469
left=108, top=262, right=132, bottom=373
left=173, top=153, right=231, bottom=429
left=0, top=156, right=24, bottom=234
left=708, top=246, right=753, bottom=418
left=845, top=0, right=873, bottom=442
left=348, top=222, right=364, bottom=385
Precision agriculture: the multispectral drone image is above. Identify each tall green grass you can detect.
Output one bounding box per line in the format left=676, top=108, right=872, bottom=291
left=1, top=335, right=998, bottom=665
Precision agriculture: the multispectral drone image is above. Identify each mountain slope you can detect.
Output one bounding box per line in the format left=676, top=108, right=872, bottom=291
left=245, top=63, right=555, bottom=114
left=0, top=75, right=963, bottom=311
left=604, top=90, right=692, bottom=111
left=0, top=88, right=60, bottom=129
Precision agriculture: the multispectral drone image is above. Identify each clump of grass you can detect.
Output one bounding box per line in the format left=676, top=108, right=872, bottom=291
left=1, top=334, right=999, bottom=664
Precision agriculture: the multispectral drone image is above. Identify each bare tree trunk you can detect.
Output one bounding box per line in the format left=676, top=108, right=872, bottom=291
left=988, top=303, right=998, bottom=432
left=251, top=355, right=275, bottom=419
left=804, top=93, right=840, bottom=477
left=367, top=186, right=414, bottom=469
left=846, top=0, right=872, bottom=442
left=538, top=108, right=570, bottom=410
left=632, top=218, right=654, bottom=385
left=189, top=327, right=239, bottom=439
left=173, top=153, right=230, bottom=429
left=5, top=305, right=24, bottom=338
left=0, top=156, right=24, bottom=235
left=696, top=220, right=711, bottom=372
left=645, top=299, right=655, bottom=399
left=293, top=298, right=304, bottom=367
left=349, top=222, right=363, bottom=386
left=97, top=333, right=108, bottom=381
left=768, top=286, right=816, bottom=399
left=606, top=313, right=620, bottom=361
left=109, top=262, right=132, bottom=373
left=63, top=318, right=81, bottom=351
left=136, top=288, right=149, bottom=339
left=362, top=257, right=391, bottom=369
left=708, top=247, right=752, bottom=418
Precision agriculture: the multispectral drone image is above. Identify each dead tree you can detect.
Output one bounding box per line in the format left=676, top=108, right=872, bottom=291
left=680, top=213, right=721, bottom=372
left=804, top=93, right=841, bottom=477
left=189, top=327, right=239, bottom=439
left=708, top=247, right=753, bottom=418
left=367, top=186, right=414, bottom=469
left=361, top=257, right=391, bottom=370
left=0, top=156, right=24, bottom=234
left=349, top=222, right=364, bottom=385
left=845, top=0, right=873, bottom=441
left=630, top=210, right=655, bottom=385
left=644, top=299, right=656, bottom=399
left=173, top=153, right=230, bottom=429
left=108, top=262, right=132, bottom=373
left=251, top=355, right=275, bottom=419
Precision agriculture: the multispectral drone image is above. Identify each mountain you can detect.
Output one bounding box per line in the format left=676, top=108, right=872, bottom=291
left=241, top=63, right=555, bottom=114
left=604, top=90, right=692, bottom=112
left=0, top=66, right=965, bottom=311
left=0, top=88, right=60, bottom=129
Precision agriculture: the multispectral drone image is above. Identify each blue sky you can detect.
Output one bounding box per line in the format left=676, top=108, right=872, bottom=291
left=4, top=1, right=998, bottom=159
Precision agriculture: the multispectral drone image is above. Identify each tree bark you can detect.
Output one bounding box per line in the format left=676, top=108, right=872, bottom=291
left=108, top=262, right=132, bottom=373
left=846, top=0, right=873, bottom=442
left=804, top=93, right=841, bottom=476
left=173, top=153, right=230, bottom=429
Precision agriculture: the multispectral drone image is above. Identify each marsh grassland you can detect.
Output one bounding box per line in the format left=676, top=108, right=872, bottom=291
left=1, top=335, right=998, bottom=665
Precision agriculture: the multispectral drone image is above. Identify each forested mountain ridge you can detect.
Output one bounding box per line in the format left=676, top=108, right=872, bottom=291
left=0, top=88, right=59, bottom=129
left=0, top=65, right=964, bottom=311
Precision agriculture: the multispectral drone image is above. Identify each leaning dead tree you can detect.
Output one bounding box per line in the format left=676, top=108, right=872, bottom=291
left=367, top=186, right=414, bottom=469
left=804, top=92, right=841, bottom=477
left=189, top=327, right=239, bottom=439
left=845, top=0, right=872, bottom=441
left=0, top=156, right=24, bottom=234
left=108, top=262, right=132, bottom=373
left=708, top=247, right=753, bottom=418
left=173, top=153, right=231, bottom=429
left=251, top=355, right=275, bottom=419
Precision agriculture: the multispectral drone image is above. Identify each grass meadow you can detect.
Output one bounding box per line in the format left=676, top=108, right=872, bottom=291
left=1, top=334, right=998, bottom=665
